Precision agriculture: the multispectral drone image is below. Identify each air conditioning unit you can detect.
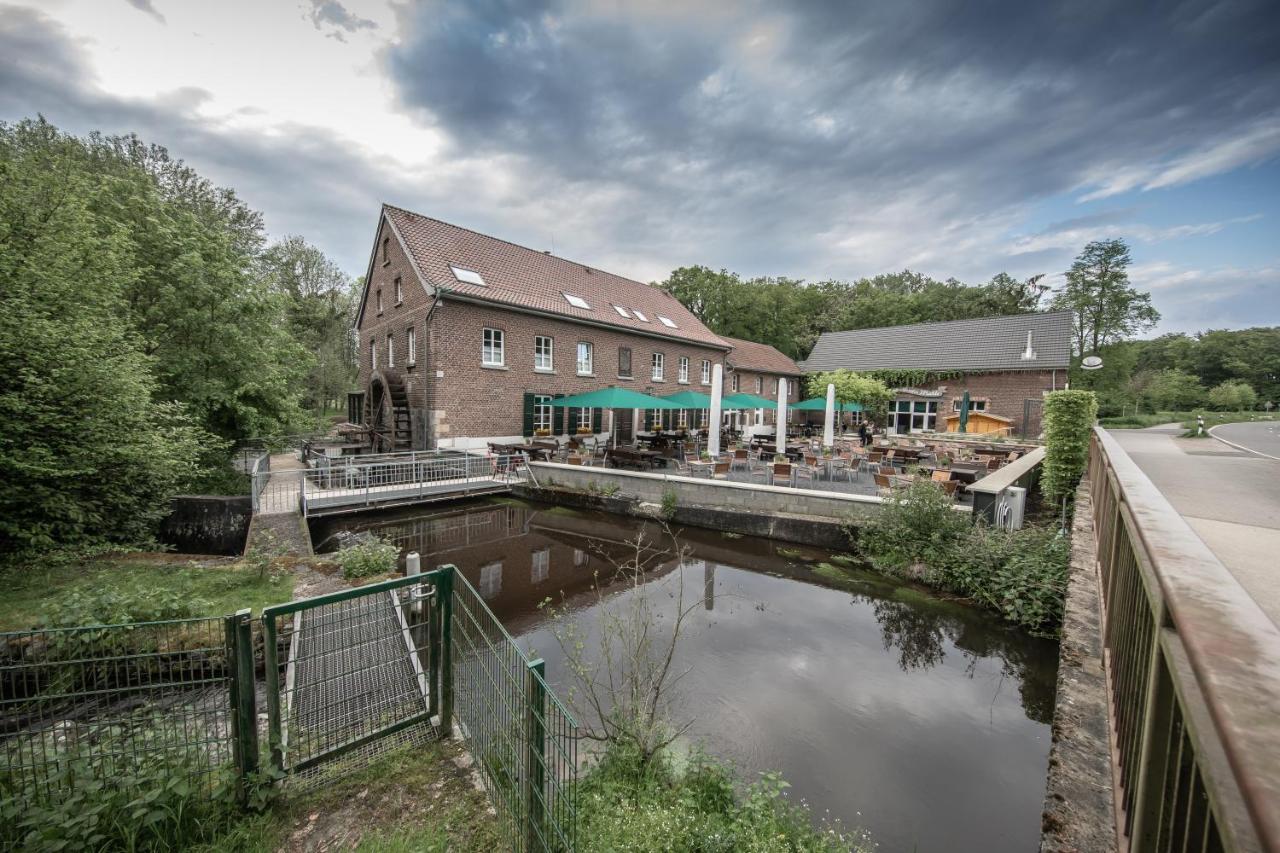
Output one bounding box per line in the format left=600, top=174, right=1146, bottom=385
left=997, top=486, right=1026, bottom=531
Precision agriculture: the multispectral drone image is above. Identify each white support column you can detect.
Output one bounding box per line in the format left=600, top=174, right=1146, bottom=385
left=709, top=364, right=724, bottom=457
left=823, top=383, right=836, bottom=448
left=776, top=377, right=789, bottom=442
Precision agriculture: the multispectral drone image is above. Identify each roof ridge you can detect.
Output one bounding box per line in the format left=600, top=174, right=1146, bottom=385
left=384, top=203, right=660, bottom=293
left=820, top=309, right=1072, bottom=338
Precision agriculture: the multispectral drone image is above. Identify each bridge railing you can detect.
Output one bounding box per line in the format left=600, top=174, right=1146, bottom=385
left=1090, top=427, right=1280, bottom=853
left=298, top=452, right=526, bottom=514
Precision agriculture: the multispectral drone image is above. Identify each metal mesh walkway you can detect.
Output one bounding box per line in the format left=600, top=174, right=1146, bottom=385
left=281, top=588, right=435, bottom=783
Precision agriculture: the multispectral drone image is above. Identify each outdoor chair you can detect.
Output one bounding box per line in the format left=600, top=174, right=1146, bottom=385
left=731, top=448, right=751, bottom=472
left=867, top=451, right=883, bottom=465
left=771, top=461, right=793, bottom=487
left=793, top=464, right=817, bottom=489
left=931, top=470, right=952, bottom=483
left=941, top=480, right=959, bottom=497
left=712, top=460, right=732, bottom=479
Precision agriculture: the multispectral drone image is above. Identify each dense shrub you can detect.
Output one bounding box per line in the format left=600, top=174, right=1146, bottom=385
left=1042, top=390, right=1098, bottom=500
left=855, top=481, right=1070, bottom=635
left=334, top=536, right=400, bottom=579
left=1206, top=380, right=1258, bottom=411
left=43, top=587, right=206, bottom=630
left=0, top=713, right=236, bottom=852
left=578, top=742, right=873, bottom=852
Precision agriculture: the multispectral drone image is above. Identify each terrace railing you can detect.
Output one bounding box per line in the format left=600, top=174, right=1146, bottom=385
left=1090, top=427, right=1280, bottom=853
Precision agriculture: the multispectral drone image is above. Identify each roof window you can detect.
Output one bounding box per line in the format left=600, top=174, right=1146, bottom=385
left=657, top=315, right=677, bottom=328
left=563, top=292, right=591, bottom=310
left=450, top=265, right=485, bottom=286
left=612, top=304, right=631, bottom=318
left=632, top=309, right=649, bottom=322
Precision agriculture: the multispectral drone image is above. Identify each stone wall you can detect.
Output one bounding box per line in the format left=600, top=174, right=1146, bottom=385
left=157, top=495, right=252, bottom=555
left=527, top=461, right=887, bottom=523
left=1039, top=471, right=1117, bottom=852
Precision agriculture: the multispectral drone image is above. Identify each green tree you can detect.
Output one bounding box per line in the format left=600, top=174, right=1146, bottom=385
left=1141, top=369, right=1205, bottom=411
left=805, top=370, right=892, bottom=417
left=0, top=121, right=207, bottom=552
left=1052, top=239, right=1160, bottom=359
left=1206, top=380, right=1258, bottom=411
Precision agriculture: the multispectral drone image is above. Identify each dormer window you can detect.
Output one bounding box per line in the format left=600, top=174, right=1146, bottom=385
left=657, top=315, right=677, bottom=328
left=450, top=266, right=485, bottom=286
left=564, top=293, right=591, bottom=310
left=612, top=304, right=631, bottom=318
left=632, top=310, right=649, bottom=322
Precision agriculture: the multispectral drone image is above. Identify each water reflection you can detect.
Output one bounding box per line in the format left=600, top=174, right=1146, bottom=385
left=311, top=499, right=1058, bottom=853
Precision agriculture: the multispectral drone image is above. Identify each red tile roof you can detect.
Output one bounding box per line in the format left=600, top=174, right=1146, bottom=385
left=722, top=336, right=803, bottom=376
left=383, top=205, right=730, bottom=349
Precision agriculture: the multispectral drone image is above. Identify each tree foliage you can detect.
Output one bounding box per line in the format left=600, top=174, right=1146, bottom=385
left=659, top=266, right=1048, bottom=360
left=805, top=370, right=892, bottom=414
left=0, top=122, right=208, bottom=552
left=1051, top=239, right=1159, bottom=357
left=1206, top=380, right=1258, bottom=411
left=1042, top=390, right=1098, bottom=501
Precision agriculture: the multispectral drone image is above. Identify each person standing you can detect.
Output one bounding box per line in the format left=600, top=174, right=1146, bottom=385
left=858, top=420, right=870, bottom=446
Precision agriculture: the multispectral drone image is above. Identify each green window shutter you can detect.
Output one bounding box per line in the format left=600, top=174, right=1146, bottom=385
left=554, top=394, right=567, bottom=434
left=522, top=393, right=535, bottom=438
left=592, top=408, right=603, bottom=432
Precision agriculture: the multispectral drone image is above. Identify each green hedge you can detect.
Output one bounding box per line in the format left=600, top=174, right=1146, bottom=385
left=1042, top=390, right=1098, bottom=500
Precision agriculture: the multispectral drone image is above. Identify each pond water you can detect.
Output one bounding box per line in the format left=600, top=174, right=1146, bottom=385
left=311, top=498, right=1058, bottom=853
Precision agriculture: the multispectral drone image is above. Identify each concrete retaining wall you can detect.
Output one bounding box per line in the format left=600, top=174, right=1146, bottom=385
left=526, top=461, right=884, bottom=523
left=157, top=495, right=253, bottom=555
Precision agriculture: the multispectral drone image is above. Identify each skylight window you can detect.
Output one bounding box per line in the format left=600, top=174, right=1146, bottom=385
left=563, top=293, right=591, bottom=310
left=612, top=304, right=632, bottom=318
left=450, top=265, right=485, bottom=286
left=632, top=309, right=649, bottom=322
left=657, top=315, right=677, bottom=328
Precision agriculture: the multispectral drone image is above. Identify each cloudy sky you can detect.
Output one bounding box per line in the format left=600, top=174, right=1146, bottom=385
left=3, top=0, right=1278, bottom=335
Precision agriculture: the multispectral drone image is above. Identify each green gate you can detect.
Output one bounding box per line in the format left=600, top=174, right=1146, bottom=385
left=262, top=565, right=579, bottom=850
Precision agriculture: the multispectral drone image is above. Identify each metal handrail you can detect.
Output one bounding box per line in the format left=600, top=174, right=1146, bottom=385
left=1091, top=427, right=1280, bottom=852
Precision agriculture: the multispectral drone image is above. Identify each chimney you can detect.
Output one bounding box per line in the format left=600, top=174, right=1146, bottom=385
left=1020, top=330, right=1037, bottom=361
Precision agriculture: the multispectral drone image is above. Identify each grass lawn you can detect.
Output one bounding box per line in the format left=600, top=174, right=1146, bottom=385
left=203, top=740, right=500, bottom=852
left=1098, top=409, right=1280, bottom=432
left=0, top=553, right=295, bottom=631
left=1178, top=410, right=1280, bottom=436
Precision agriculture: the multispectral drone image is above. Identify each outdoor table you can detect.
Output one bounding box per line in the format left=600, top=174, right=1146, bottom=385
left=687, top=460, right=716, bottom=477
left=930, top=466, right=981, bottom=485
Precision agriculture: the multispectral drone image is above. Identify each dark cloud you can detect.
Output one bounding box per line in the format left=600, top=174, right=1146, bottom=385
left=124, top=0, right=165, bottom=25
left=384, top=0, right=1280, bottom=278
left=306, top=0, right=376, bottom=41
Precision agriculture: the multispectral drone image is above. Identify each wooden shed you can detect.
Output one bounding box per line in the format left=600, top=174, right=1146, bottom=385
left=943, top=411, right=1014, bottom=436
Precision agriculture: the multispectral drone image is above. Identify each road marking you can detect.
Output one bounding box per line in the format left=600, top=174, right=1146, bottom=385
left=1208, top=424, right=1280, bottom=461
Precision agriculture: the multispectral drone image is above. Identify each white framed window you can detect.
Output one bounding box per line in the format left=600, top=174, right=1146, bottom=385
left=657, top=315, right=677, bottom=328
left=450, top=265, right=485, bottom=286
left=612, top=304, right=631, bottom=318
left=632, top=309, right=649, bottom=322
left=755, top=376, right=763, bottom=394
left=772, top=379, right=779, bottom=396
left=482, top=328, right=504, bottom=366
left=370, top=338, right=377, bottom=371
left=699, top=408, right=708, bottom=428
left=677, top=409, right=689, bottom=428
left=573, top=548, right=589, bottom=567
left=952, top=398, right=988, bottom=412
left=531, top=548, right=550, bottom=584
left=534, top=335, right=553, bottom=371
left=407, top=326, right=416, bottom=365
left=651, top=352, right=664, bottom=381
left=387, top=332, right=395, bottom=367
left=678, top=356, right=689, bottom=383
left=618, top=347, right=632, bottom=378
left=701, top=360, right=711, bottom=384
left=732, top=373, right=740, bottom=392
left=649, top=409, right=661, bottom=428
left=479, top=561, right=502, bottom=599
left=394, top=276, right=403, bottom=304
left=576, top=342, right=593, bottom=375
left=563, top=292, right=591, bottom=310
left=533, top=395, right=553, bottom=432
left=376, top=288, right=383, bottom=313
left=577, top=407, right=593, bottom=431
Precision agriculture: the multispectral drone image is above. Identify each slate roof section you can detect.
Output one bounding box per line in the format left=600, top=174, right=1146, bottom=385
left=722, top=336, right=803, bottom=376
left=382, top=205, right=730, bottom=349
left=800, top=311, right=1074, bottom=373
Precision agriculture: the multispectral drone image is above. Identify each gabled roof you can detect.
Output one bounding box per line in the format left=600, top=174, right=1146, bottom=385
left=800, top=311, right=1073, bottom=373
left=377, top=205, right=729, bottom=349
left=722, top=336, right=803, bottom=376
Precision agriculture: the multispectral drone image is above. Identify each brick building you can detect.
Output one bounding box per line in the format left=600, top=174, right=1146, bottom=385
left=353, top=205, right=734, bottom=449
left=800, top=312, right=1073, bottom=437
left=720, top=336, right=804, bottom=433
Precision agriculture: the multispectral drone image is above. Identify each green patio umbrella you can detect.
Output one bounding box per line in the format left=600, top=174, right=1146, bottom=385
left=721, top=392, right=776, bottom=409
left=842, top=401, right=865, bottom=412
left=550, top=386, right=681, bottom=409
left=791, top=396, right=830, bottom=411
left=660, top=390, right=712, bottom=408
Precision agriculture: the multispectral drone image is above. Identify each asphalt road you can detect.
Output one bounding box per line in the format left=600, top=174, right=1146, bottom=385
left=1109, top=425, right=1280, bottom=628
left=1211, top=420, right=1280, bottom=460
